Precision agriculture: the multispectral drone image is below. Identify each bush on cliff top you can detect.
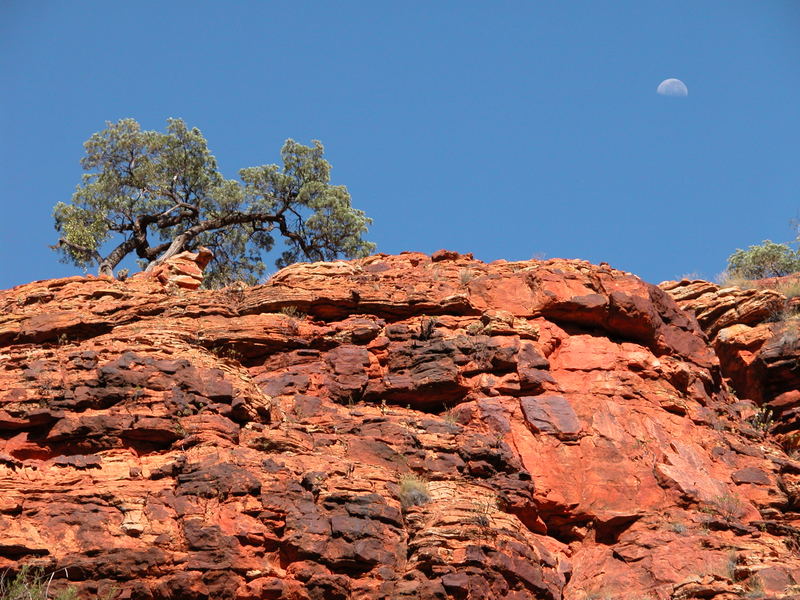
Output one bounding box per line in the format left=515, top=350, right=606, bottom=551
left=52, top=118, right=375, bottom=287
left=725, top=239, right=800, bottom=280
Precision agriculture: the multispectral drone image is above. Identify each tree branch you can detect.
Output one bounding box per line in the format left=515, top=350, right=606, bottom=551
left=97, top=237, right=139, bottom=278
left=145, top=211, right=288, bottom=271
left=50, top=238, right=102, bottom=264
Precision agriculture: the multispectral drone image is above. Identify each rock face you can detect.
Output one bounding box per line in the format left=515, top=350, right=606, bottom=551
left=1, top=254, right=800, bottom=599
left=658, top=280, right=785, bottom=341
left=661, top=278, right=800, bottom=451
left=130, top=247, right=215, bottom=290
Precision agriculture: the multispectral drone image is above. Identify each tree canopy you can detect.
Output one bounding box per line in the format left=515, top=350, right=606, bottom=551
left=725, top=239, right=800, bottom=280
left=52, top=118, right=375, bottom=287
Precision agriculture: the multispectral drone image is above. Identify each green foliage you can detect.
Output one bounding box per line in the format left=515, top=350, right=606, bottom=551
left=748, top=407, right=774, bottom=433
left=53, top=118, right=375, bottom=287
left=0, top=566, right=77, bottom=600
left=726, top=240, right=800, bottom=280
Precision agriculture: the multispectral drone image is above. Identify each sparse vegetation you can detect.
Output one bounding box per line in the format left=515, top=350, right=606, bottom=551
left=680, top=271, right=703, bottom=281
left=458, top=268, right=475, bottom=286
left=668, top=521, right=687, bottom=535
left=724, top=550, right=739, bottom=581
left=764, top=304, right=794, bottom=323
left=781, top=431, right=800, bottom=454
left=716, top=271, right=757, bottom=289
left=280, top=305, right=307, bottom=319
left=418, top=317, right=438, bottom=340
left=747, top=407, right=774, bottom=433
left=774, top=278, right=800, bottom=299
left=708, top=493, right=745, bottom=522
left=209, top=345, right=242, bottom=361
left=173, top=421, right=187, bottom=438
left=743, top=574, right=765, bottom=598
left=398, top=473, right=430, bottom=510
left=0, top=566, right=78, bottom=600
left=470, top=499, right=495, bottom=528
left=442, top=405, right=459, bottom=425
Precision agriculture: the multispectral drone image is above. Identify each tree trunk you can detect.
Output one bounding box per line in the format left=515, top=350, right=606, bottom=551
left=98, top=262, right=114, bottom=278
left=145, top=233, right=189, bottom=272
left=97, top=237, right=139, bottom=278
left=144, top=212, right=280, bottom=272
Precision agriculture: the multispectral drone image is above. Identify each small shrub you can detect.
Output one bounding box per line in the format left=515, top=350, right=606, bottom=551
left=280, top=305, right=306, bottom=319
left=398, top=473, right=430, bottom=510
left=209, top=345, right=242, bottom=361
left=418, top=317, right=438, bottom=341
left=709, top=493, right=745, bottom=522
left=173, top=421, right=187, bottom=438
left=680, top=271, right=703, bottom=281
left=458, top=268, right=475, bottom=286
left=668, top=521, right=687, bottom=535
left=0, top=566, right=77, bottom=600
left=765, top=305, right=793, bottom=323
left=748, top=407, right=774, bottom=433
left=470, top=499, right=495, bottom=528
left=222, top=347, right=242, bottom=361
left=724, top=550, right=740, bottom=581
left=442, top=405, right=458, bottom=425
left=726, top=240, right=800, bottom=280
left=744, top=574, right=765, bottom=598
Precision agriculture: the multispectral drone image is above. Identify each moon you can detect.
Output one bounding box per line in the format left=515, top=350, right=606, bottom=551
left=657, top=78, right=688, bottom=97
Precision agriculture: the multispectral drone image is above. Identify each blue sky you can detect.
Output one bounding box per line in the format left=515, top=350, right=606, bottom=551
left=2, top=1, right=799, bottom=289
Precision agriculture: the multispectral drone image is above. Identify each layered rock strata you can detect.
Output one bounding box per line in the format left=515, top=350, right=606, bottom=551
left=1, top=253, right=799, bottom=599
left=661, top=278, right=800, bottom=451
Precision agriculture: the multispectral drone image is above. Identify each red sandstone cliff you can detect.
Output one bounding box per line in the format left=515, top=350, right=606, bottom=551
left=1, top=252, right=800, bottom=599
left=661, top=278, right=800, bottom=465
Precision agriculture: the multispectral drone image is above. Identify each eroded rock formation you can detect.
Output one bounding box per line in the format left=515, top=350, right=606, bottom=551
left=662, top=278, right=800, bottom=452
left=1, top=253, right=799, bottom=599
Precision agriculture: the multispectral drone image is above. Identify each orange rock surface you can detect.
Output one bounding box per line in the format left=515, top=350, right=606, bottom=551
left=1, top=253, right=799, bottom=599
left=662, top=278, right=800, bottom=452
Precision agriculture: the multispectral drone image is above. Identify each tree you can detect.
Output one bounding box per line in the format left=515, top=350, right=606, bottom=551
left=52, top=118, right=375, bottom=287
left=726, top=240, right=800, bottom=279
